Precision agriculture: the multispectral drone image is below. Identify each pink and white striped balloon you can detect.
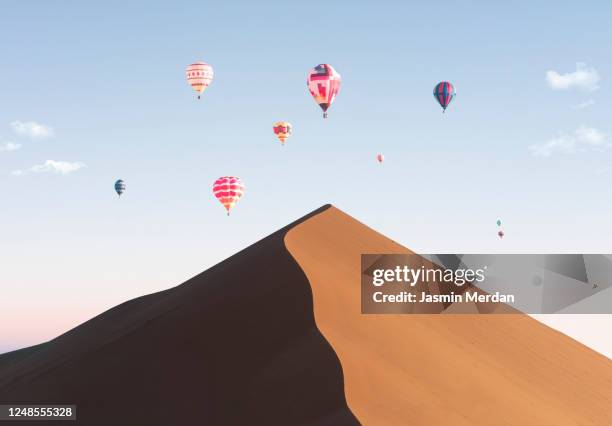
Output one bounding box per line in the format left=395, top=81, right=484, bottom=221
left=186, top=61, right=214, bottom=99
left=213, top=176, right=244, bottom=215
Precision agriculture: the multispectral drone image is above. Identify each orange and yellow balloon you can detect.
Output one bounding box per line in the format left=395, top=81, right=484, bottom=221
left=273, top=122, right=292, bottom=145
left=186, top=61, right=214, bottom=99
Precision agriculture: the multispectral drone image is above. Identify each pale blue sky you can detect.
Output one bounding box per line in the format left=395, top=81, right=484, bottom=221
left=1, top=1, right=611, bottom=354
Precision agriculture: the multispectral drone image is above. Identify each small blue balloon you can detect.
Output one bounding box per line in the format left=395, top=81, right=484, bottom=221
left=115, top=179, right=126, bottom=197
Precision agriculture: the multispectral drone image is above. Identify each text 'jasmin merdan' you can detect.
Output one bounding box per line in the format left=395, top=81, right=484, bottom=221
left=372, top=266, right=486, bottom=287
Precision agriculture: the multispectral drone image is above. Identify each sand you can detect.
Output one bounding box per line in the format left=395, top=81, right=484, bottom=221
left=1, top=204, right=610, bottom=425
left=285, top=206, right=612, bottom=425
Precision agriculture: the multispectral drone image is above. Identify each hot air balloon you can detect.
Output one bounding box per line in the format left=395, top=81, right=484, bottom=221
left=496, top=219, right=502, bottom=227
left=273, top=122, right=293, bottom=145
left=433, top=81, right=455, bottom=112
left=307, top=64, right=341, bottom=118
left=377, top=154, right=384, bottom=163
left=498, top=230, right=505, bottom=239
left=186, top=61, right=214, bottom=99
left=213, top=176, right=244, bottom=216
left=114, top=179, right=126, bottom=197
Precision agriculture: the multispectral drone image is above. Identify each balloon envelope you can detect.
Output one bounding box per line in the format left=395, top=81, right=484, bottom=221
left=498, top=230, right=504, bottom=239
left=307, top=64, right=341, bottom=118
left=114, top=179, right=126, bottom=196
left=186, top=61, right=214, bottom=98
left=273, top=122, right=293, bottom=145
left=496, top=219, right=502, bottom=227
left=377, top=154, right=384, bottom=163
left=433, top=81, right=455, bottom=111
left=213, top=176, right=244, bottom=215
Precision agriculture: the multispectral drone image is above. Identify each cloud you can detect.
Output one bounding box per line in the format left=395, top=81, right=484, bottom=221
left=10, top=121, right=54, bottom=139
left=529, top=126, right=608, bottom=157
left=12, top=160, right=86, bottom=176
left=546, top=63, right=600, bottom=91
left=572, top=99, right=595, bottom=109
left=0, top=142, right=22, bottom=152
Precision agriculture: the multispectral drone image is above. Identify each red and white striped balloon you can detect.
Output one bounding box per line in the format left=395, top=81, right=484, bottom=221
left=377, top=154, right=384, bottom=163
left=186, top=61, right=214, bottom=99
left=213, top=176, right=244, bottom=215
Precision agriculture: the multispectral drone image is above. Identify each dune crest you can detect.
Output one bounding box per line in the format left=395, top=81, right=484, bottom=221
left=285, top=206, right=612, bottom=426
left=0, top=205, right=358, bottom=426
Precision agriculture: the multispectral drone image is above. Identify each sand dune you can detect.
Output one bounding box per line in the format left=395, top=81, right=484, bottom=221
left=1, top=205, right=611, bottom=425
left=285, top=206, right=612, bottom=425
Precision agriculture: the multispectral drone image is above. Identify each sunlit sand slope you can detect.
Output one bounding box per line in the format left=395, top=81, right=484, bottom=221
left=285, top=206, right=612, bottom=426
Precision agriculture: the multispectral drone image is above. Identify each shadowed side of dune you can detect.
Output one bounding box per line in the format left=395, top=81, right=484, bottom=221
left=0, top=205, right=359, bottom=426
left=285, top=206, right=612, bottom=426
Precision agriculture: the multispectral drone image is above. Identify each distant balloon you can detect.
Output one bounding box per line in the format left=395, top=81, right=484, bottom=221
left=498, top=230, right=504, bottom=239
left=186, top=61, right=214, bottom=99
left=273, top=121, right=293, bottom=145
left=496, top=219, right=502, bottom=227
left=433, top=81, right=455, bottom=112
left=213, top=176, right=244, bottom=216
left=377, top=154, right=384, bottom=163
left=114, top=179, right=126, bottom=197
left=307, top=64, right=341, bottom=118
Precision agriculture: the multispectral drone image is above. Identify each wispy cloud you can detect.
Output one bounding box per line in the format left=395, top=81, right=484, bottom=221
left=10, top=121, right=54, bottom=140
left=12, top=160, right=86, bottom=176
left=546, top=63, right=600, bottom=91
left=572, top=99, right=595, bottom=109
left=529, top=126, right=608, bottom=157
left=0, top=142, right=22, bottom=152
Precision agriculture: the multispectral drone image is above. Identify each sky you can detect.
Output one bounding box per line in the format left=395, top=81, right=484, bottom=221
left=1, top=1, right=611, bottom=355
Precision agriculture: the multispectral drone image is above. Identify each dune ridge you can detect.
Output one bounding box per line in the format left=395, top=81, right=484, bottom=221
left=0, top=205, right=358, bottom=426
left=285, top=206, right=612, bottom=426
